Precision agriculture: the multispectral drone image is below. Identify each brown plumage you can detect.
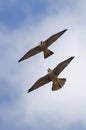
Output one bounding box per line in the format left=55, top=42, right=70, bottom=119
left=27, top=56, right=74, bottom=93
left=18, top=29, right=67, bottom=62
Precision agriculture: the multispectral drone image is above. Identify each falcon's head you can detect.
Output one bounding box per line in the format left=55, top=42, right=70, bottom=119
left=47, top=68, right=52, bottom=72
left=39, top=41, right=43, bottom=46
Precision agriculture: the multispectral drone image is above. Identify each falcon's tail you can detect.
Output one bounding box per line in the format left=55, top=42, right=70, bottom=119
left=43, top=48, right=54, bottom=58
left=52, top=78, right=66, bottom=91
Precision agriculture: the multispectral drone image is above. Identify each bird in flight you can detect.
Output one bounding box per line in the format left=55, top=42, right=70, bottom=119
left=18, top=29, right=67, bottom=62
left=27, top=56, right=74, bottom=93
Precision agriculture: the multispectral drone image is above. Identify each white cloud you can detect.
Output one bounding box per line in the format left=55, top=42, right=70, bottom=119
left=0, top=0, right=86, bottom=129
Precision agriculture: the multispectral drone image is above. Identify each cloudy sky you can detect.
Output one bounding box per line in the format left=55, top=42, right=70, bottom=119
left=0, top=0, right=86, bottom=130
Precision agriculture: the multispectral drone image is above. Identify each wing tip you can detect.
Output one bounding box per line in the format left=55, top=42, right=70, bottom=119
left=67, top=56, right=75, bottom=63
left=27, top=89, right=31, bottom=93
left=18, top=59, right=22, bottom=63
left=63, top=29, right=68, bottom=32
left=70, top=56, right=75, bottom=60
left=18, top=57, right=25, bottom=63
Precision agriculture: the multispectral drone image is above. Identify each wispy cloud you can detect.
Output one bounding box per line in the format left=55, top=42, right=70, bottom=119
left=0, top=0, right=86, bottom=130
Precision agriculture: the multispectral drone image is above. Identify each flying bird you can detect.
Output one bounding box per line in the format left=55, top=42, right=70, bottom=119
left=27, top=56, right=74, bottom=93
left=18, top=29, right=67, bottom=62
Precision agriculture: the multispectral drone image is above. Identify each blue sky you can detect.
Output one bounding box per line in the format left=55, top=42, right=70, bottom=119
left=0, top=0, right=50, bottom=29
left=0, top=0, right=86, bottom=130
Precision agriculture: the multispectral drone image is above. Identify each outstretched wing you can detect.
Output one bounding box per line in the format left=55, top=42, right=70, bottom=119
left=43, top=29, right=67, bottom=47
left=18, top=45, right=41, bottom=62
left=28, top=74, right=51, bottom=93
left=53, top=56, right=74, bottom=76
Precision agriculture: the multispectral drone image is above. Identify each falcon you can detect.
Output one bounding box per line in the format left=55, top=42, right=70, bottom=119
left=27, top=56, right=74, bottom=93
left=18, top=29, right=67, bottom=62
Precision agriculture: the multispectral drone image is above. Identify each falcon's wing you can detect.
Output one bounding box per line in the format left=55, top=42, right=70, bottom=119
left=18, top=45, right=41, bottom=62
left=43, top=29, right=67, bottom=47
left=53, top=56, right=74, bottom=76
left=28, top=74, right=51, bottom=93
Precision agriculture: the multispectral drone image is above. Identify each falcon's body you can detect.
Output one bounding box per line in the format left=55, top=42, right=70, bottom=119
left=47, top=68, right=66, bottom=90
left=28, top=56, right=74, bottom=93
left=18, top=29, right=67, bottom=62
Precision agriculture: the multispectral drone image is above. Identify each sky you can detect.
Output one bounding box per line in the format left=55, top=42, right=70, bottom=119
left=0, top=0, right=86, bottom=130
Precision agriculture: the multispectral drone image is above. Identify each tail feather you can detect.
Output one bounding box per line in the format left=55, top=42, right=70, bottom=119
left=52, top=78, right=66, bottom=91
left=43, top=49, right=54, bottom=58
